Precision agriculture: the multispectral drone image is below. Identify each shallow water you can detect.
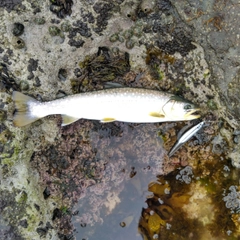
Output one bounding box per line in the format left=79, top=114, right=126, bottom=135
left=72, top=122, right=165, bottom=239
left=67, top=120, right=240, bottom=240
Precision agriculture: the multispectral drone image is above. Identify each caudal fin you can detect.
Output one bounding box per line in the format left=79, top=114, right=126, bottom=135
left=12, top=91, right=40, bottom=127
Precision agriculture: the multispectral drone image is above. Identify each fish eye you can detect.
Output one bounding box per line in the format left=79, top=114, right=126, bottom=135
left=184, top=104, right=192, bottom=110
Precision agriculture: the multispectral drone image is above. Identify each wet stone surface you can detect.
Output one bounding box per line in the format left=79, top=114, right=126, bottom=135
left=0, top=0, right=240, bottom=239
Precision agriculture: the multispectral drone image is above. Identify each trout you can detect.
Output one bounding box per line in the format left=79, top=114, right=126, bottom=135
left=12, top=88, right=200, bottom=127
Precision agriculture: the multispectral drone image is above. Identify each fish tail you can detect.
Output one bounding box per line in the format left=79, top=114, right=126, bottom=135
left=12, top=91, right=41, bottom=127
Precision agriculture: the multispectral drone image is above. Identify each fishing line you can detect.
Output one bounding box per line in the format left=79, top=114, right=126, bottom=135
left=161, top=98, right=172, bottom=116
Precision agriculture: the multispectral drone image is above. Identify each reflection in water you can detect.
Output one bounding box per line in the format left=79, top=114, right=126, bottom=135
left=73, top=122, right=166, bottom=240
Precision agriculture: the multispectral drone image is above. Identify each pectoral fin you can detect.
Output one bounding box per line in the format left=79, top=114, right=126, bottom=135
left=149, top=112, right=165, bottom=118
left=61, top=115, right=79, bottom=126
left=101, top=118, right=116, bottom=123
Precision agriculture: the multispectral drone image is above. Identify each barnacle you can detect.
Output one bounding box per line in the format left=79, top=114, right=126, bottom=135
left=34, top=17, right=46, bottom=25
left=175, top=166, right=193, bottom=184
left=109, top=33, right=119, bottom=42
left=12, top=22, right=24, bottom=36
left=19, top=80, right=29, bottom=91
left=61, top=21, right=71, bottom=32
left=223, top=186, right=240, bottom=213
left=140, top=0, right=156, bottom=14
left=125, top=39, right=135, bottom=49
left=121, top=2, right=137, bottom=21
left=12, top=37, right=25, bottom=49
left=123, top=29, right=133, bottom=39
left=132, top=26, right=142, bottom=37
left=48, top=26, right=61, bottom=36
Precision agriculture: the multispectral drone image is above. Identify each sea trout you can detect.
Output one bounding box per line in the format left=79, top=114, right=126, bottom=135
left=12, top=88, right=200, bottom=127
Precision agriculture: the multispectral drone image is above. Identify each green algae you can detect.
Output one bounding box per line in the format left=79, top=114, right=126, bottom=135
left=60, top=206, right=70, bottom=215
left=207, top=99, right=218, bottom=110
left=1, top=145, right=20, bottom=167
left=16, top=191, right=28, bottom=203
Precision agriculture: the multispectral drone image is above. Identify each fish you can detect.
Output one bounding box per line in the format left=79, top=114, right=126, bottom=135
left=12, top=88, right=200, bottom=127
left=168, top=121, right=205, bottom=157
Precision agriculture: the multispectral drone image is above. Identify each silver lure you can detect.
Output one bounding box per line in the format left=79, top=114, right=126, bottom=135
left=168, top=121, right=205, bottom=157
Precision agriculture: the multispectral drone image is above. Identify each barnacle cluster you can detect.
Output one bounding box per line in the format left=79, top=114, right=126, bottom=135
left=176, top=166, right=193, bottom=184
left=223, top=186, right=240, bottom=213
left=49, top=0, right=73, bottom=19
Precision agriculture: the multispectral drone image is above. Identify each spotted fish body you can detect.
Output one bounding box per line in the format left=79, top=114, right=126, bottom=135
left=12, top=88, right=200, bottom=127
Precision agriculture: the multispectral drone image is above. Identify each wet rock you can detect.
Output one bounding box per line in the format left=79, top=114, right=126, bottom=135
left=207, top=31, right=232, bottom=52
left=19, top=219, right=28, bottom=228
left=36, top=227, right=47, bottom=238
left=157, top=0, right=172, bottom=12
left=33, top=76, right=41, bottom=87
left=0, top=63, right=19, bottom=92
left=0, top=0, right=24, bottom=12
left=27, top=58, right=38, bottom=72
left=157, top=29, right=196, bottom=56
left=27, top=58, right=38, bottom=80
left=1, top=0, right=240, bottom=239
left=0, top=110, right=7, bottom=122
left=52, top=208, right=62, bottom=221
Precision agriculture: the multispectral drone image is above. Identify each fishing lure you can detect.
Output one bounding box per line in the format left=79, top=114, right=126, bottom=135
left=168, top=121, right=205, bottom=157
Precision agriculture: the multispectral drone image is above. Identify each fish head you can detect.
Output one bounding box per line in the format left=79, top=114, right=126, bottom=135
left=163, top=96, right=201, bottom=121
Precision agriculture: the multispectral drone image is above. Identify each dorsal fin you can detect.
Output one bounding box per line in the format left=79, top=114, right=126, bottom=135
left=104, top=82, right=124, bottom=89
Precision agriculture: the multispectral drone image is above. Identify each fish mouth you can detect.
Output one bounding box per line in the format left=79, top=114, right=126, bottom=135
left=184, top=108, right=201, bottom=119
